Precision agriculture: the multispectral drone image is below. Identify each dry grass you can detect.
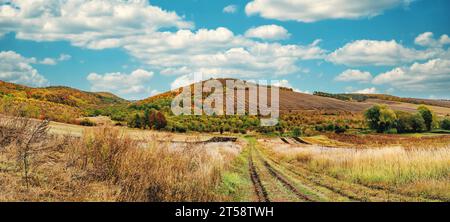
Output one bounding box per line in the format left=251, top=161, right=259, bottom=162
left=277, top=145, right=450, bottom=200
left=0, top=116, right=238, bottom=202
left=327, top=133, right=450, bottom=149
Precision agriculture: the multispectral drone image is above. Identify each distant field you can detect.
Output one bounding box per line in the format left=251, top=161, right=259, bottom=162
left=363, top=99, right=450, bottom=116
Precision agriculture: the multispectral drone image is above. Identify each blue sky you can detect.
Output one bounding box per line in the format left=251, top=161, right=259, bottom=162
left=0, top=0, right=449, bottom=100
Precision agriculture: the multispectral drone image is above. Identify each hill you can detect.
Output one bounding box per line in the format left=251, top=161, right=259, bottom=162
left=2, top=78, right=449, bottom=132
left=0, top=80, right=128, bottom=123
left=136, top=78, right=450, bottom=116
left=313, top=91, right=450, bottom=109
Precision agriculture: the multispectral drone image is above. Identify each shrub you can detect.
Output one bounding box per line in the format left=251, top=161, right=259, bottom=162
left=441, top=118, right=450, bottom=130
left=396, top=112, right=426, bottom=133
left=292, top=127, right=302, bottom=137
left=74, top=127, right=133, bottom=181
left=154, top=111, right=167, bottom=130
left=128, top=113, right=143, bottom=128
left=314, top=125, right=324, bottom=132
left=334, top=125, right=347, bottom=134
left=325, top=123, right=335, bottom=131
left=385, top=128, right=398, bottom=134
left=174, top=123, right=187, bottom=133
left=410, top=114, right=426, bottom=133
left=79, top=118, right=96, bottom=126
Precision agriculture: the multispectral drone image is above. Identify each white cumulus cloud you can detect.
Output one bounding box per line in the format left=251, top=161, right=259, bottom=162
left=372, top=59, right=450, bottom=92
left=0, top=1, right=327, bottom=90
left=273, top=79, right=311, bottom=94
left=352, top=87, right=377, bottom=94
left=245, top=0, right=411, bottom=23
left=328, top=39, right=440, bottom=66
left=129, top=27, right=325, bottom=82
left=223, top=5, right=238, bottom=14
left=415, top=32, right=450, bottom=48
left=87, top=69, right=154, bottom=98
left=245, top=24, right=290, bottom=40
left=0, top=51, right=49, bottom=87
left=335, top=69, right=372, bottom=82
left=0, top=0, right=193, bottom=49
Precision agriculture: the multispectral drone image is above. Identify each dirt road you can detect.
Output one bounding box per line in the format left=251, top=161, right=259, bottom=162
left=246, top=138, right=435, bottom=202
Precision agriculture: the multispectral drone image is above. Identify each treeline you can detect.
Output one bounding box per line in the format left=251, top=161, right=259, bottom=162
left=313, top=91, right=368, bottom=102
left=364, top=104, right=449, bottom=133
left=86, top=96, right=360, bottom=136
left=128, top=109, right=167, bottom=130
left=314, top=91, right=450, bottom=108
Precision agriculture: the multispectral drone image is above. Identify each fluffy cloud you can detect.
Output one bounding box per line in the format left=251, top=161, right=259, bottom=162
left=335, top=69, right=372, bottom=82
left=352, top=87, right=377, bottom=94
left=0, top=51, right=49, bottom=86
left=1, top=0, right=326, bottom=91
left=127, top=27, right=325, bottom=82
left=37, top=54, right=71, bottom=65
left=415, top=32, right=450, bottom=48
left=372, top=59, right=450, bottom=92
left=245, top=0, right=411, bottom=22
left=87, top=69, right=154, bottom=98
left=328, top=40, right=439, bottom=66
left=223, top=5, right=238, bottom=14
left=0, top=0, right=193, bottom=49
left=245, top=25, right=290, bottom=40
left=58, top=54, right=71, bottom=61
left=273, top=79, right=310, bottom=94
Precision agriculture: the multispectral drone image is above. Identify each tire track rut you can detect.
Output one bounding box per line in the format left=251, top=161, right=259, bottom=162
left=264, top=149, right=434, bottom=202
left=248, top=149, right=270, bottom=202
left=261, top=159, right=313, bottom=201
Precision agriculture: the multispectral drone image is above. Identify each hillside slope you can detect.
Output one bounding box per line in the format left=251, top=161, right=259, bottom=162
left=136, top=78, right=450, bottom=116
left=0, top=80, right=128, bottom=122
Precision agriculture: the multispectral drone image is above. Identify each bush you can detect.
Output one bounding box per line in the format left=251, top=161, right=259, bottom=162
left=128, top=113, right=143, bottom=128
left=396, top=112, right=426, bottom=133
left=334, top=125, right=347, bottom=134
left=174, top=123, right=187, bottom=133
left=314, top=125, right=324, bottom=132
left=440, top=118, right=450, bottom=130
left=385, top=128, right=398, bottom=134
left=410, top=114, right=426, bottom=133
left=292, top=127, right=302, bottom=137
left=325, top=123, right=335, bottom=131
left=79, top=118, right=96, bottom=126
left=75, top=127, right=133, bottom=181
left=154, top=111, right=167, bottom=130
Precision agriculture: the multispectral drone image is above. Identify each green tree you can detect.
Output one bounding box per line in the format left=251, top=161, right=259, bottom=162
left=128, top=113, right=142, bottom=128
left=410, top=114, right=426, bottom=132
left=396, top=112, right=413, bottom=133
left=441, top=118, right=450, bottom=130
left=397, top=111, right=426, bottom=133
left=143, top=109, right=150, bottom=129
left=418, top=106, right=433, bottom=131
left=292, top=127, right=302, bottom=137
left=364, top=105, right=397, bottom=133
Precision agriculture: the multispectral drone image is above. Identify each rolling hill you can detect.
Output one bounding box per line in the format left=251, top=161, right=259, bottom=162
left=1, top=78, right=449, bottom=126
left=0, top=80, right=128, bottom=122
left=136, top=78, right=450, bottom=116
